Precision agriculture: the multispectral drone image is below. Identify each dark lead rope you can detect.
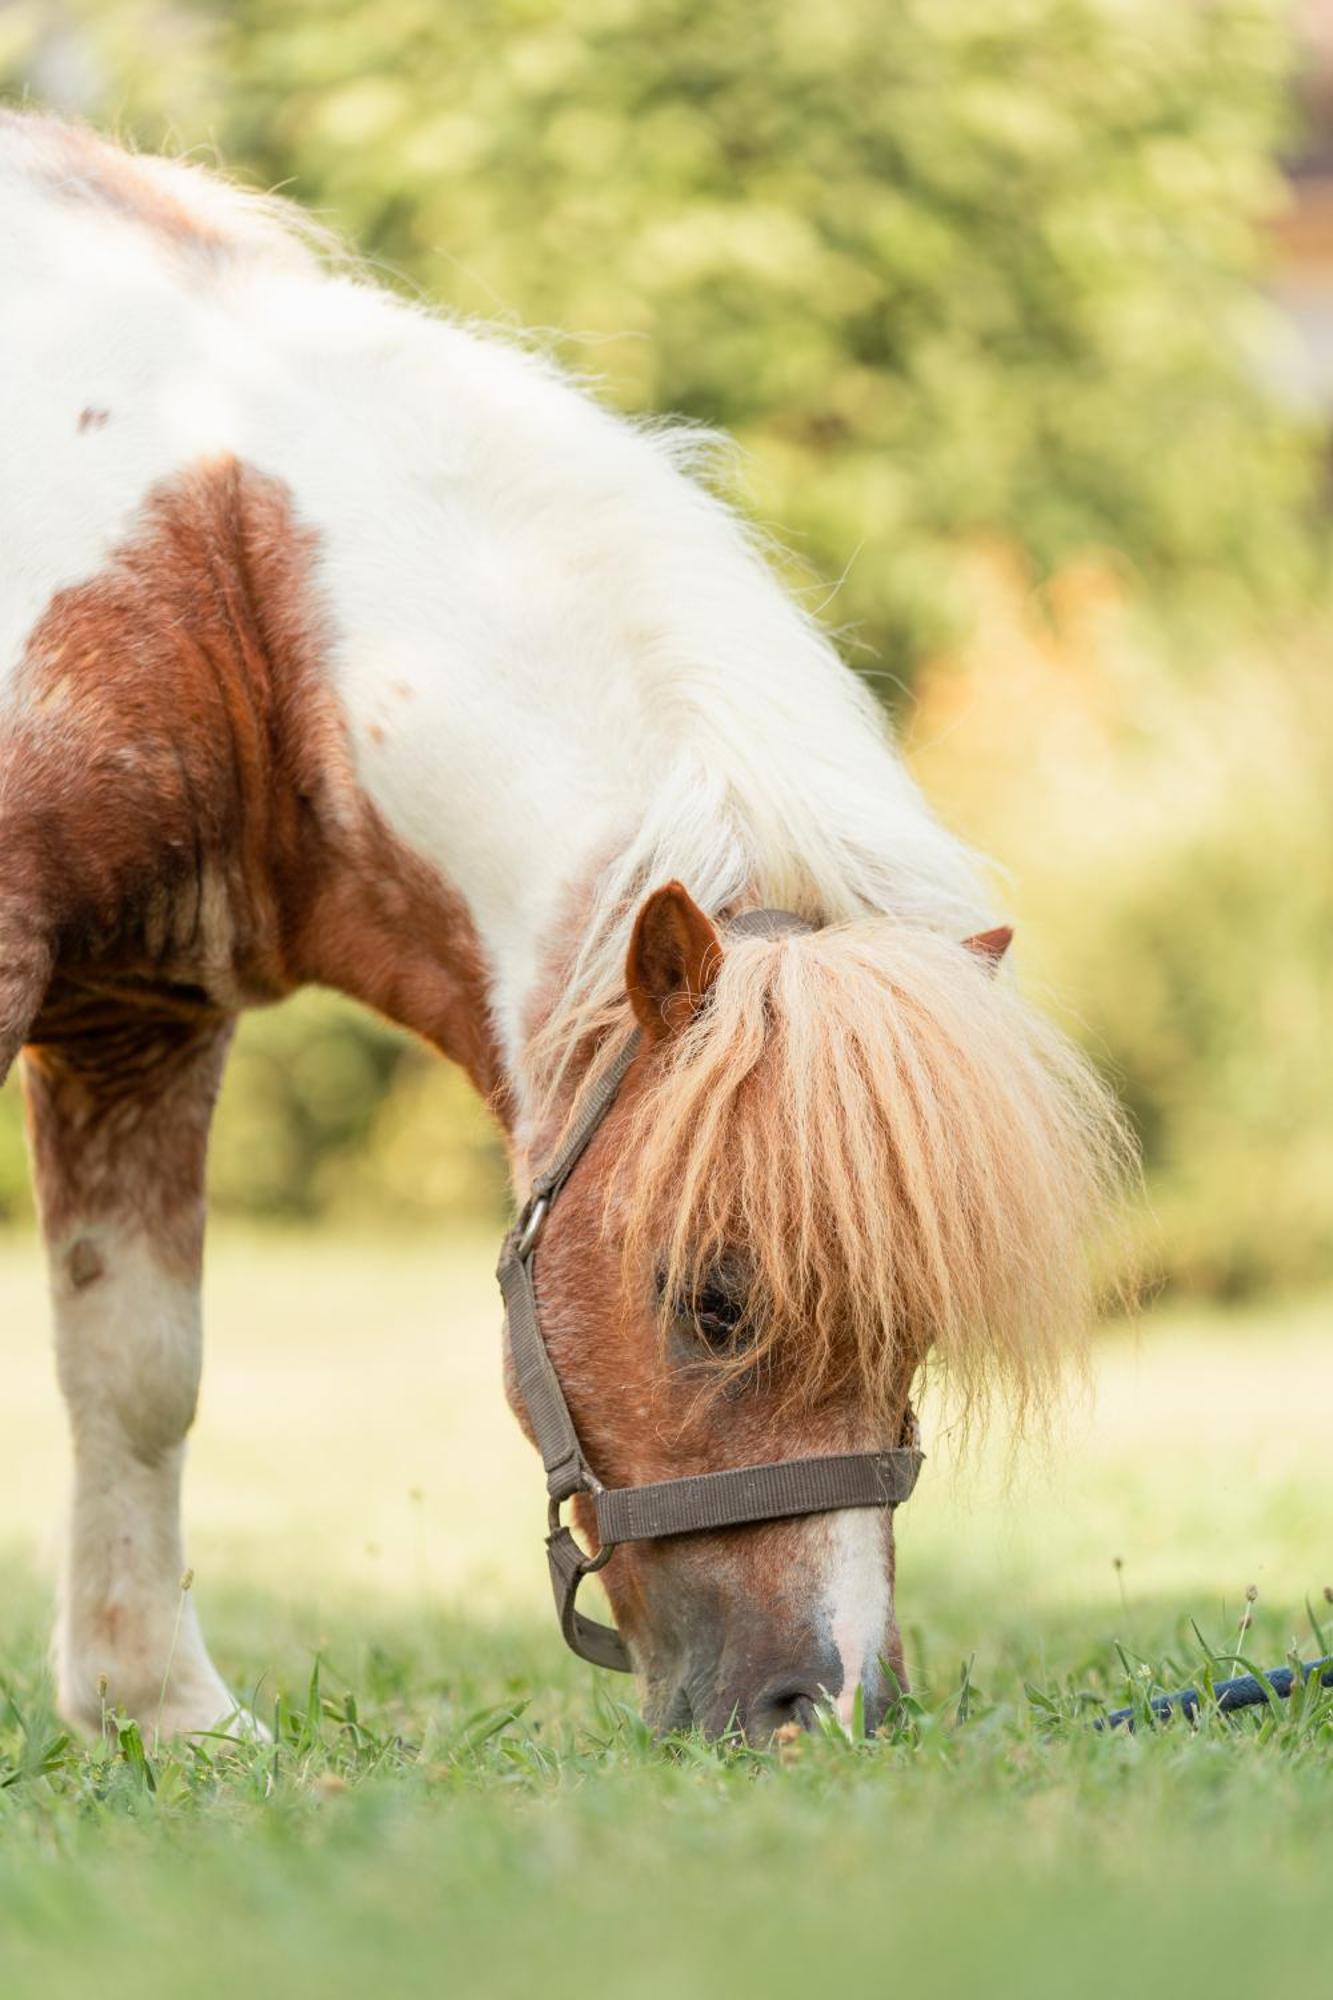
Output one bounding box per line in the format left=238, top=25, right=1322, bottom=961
left=1100, top=1656, right=1333, bottom=1730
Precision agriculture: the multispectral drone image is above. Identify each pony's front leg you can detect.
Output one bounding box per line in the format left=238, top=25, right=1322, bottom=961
left=22, top=1015, right=247, bottom=1738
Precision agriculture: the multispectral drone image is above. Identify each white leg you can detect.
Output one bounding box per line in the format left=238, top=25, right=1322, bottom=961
left=24, top=1017, right=249, bottom=1736
left=49, top=1228, right=240, bottom=1734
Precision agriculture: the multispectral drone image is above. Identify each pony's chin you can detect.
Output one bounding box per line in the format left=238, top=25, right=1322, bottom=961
left=645, top=1684, right=698, bottom=1737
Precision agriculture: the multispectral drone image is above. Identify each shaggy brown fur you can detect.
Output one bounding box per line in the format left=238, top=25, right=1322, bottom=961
left=2, top=454, right=504, bottom=1109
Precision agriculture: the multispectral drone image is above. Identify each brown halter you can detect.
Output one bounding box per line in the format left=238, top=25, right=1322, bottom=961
left=496, top=909, right=924, bottom=1672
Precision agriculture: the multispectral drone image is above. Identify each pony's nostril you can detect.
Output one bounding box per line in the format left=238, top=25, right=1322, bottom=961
left=787, top=1691, right=818, bottom=1732
left=752, top=1680, right=822, bottom=1735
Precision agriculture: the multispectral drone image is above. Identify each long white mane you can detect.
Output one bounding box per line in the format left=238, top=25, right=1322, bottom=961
left=515, top=425, right=992, bottom=1108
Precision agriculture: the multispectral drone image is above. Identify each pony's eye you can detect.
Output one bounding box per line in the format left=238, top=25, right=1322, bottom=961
left=654, top=1267, right=750, bottom=1354
left=690, top=1282, right=745, bottom=1349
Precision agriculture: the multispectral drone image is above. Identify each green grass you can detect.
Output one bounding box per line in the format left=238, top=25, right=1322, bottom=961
left=1, top=1232, right=1331, bottom=1999
left=2, top=1577, right=1332, bottom=2000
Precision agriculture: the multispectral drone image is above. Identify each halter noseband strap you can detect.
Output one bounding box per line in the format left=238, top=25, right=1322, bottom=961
left=496, top=907, right=925, bottom=1673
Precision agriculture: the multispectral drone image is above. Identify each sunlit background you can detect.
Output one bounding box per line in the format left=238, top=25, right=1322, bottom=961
left=0, top=0, right=1329, bottom=1644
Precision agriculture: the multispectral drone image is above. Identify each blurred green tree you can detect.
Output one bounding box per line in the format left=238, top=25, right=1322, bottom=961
left=12, top=0, right=1311, bottom=671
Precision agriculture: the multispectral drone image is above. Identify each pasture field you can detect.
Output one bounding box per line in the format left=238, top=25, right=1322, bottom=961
left=1, top=1231, right=1330, bottom=1999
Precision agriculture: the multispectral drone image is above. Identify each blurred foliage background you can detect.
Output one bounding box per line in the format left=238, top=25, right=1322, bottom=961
left=0, top=0, right=1329, bottom=1298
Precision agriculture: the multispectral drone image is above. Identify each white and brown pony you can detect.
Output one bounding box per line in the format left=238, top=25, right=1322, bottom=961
left=0, top=111, right=1127, bottom=1739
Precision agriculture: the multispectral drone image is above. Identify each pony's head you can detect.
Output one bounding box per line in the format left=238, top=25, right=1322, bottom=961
left=512, top=883, right=1129, bottom=1737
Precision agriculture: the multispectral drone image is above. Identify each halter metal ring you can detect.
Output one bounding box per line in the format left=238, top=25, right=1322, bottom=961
left=515, top=1193, right=550, bottom=1260
left=547, top=1492, right=616, bottom=1573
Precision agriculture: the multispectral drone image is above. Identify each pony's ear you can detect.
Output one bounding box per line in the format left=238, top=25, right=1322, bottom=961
left=627, top=882, right=723, bottom=1041
left=963, top=924, right=1013, bottom=975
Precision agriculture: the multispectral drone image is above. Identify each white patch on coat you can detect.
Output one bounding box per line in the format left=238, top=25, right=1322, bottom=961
left=820, top=1509, right=892, bottom=1726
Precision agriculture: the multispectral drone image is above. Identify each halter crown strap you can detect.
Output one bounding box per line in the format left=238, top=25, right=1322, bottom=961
left=726, top=906, right=816, bottom=940
left=498, top=1032, right=643, bottom=1505
left=528, top=1031, right=642, bottom=1211
left=497, top=904, right=924, bottom=1674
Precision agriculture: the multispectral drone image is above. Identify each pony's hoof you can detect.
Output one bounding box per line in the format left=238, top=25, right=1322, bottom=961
left=157, top=1694, right=272, bottom=1745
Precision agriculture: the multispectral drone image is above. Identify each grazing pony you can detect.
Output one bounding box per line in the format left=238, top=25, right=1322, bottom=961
left=0, top=111, right=1127, bottom=1739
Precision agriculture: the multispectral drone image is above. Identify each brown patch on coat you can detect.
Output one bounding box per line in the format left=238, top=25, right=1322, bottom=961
left=4, top=453, right=506, bottom=1258
left=66, top=1237, right=105, bottom=1288
left=77, top=407, right=111, bottom=433
left=3, top=108, right=228, bottom=258
left=0, top=903, right=53, bottom=1085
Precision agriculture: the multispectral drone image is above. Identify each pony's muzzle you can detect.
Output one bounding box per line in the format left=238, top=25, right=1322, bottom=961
left=689, top=1639, right=876, bottom=1741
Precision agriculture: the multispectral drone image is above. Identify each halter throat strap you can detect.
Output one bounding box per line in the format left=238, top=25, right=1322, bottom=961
left=496, top=907, right=924, bottom=1674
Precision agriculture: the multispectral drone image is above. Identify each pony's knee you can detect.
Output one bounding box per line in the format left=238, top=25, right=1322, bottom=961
left=53, top=1229, right=204, bottom=1457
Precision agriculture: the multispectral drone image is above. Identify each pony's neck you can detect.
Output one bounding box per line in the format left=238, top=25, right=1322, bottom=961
left=277, top=304, right=987, bottom=1127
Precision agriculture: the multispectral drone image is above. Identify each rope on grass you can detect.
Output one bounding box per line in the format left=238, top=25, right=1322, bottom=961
left=1101, top=1656, right=1333, bottom=1730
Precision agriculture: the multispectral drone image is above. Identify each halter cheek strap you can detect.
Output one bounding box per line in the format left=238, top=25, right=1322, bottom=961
left=496, top=908, right=925, bottom=1674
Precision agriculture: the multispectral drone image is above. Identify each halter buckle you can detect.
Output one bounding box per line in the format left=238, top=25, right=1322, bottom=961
left=547, top=1491, right=615, bottom=1573
left=546, top=1495, right=630, bottom=1673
